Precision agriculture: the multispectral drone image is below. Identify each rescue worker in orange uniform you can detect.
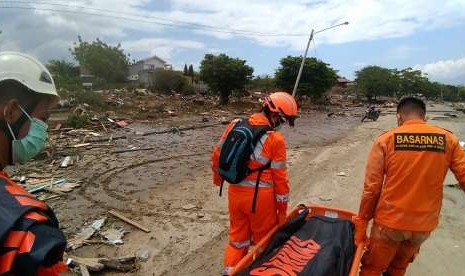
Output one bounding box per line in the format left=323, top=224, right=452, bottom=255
left=0, top=52, right=67, bottom=275
left=212, top=92, right=298, bottom=275
left=354, top=97, right=465, bottom=276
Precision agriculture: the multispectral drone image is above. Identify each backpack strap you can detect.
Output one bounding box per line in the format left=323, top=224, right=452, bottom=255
left=219, top=179, right=224, bottom=197
left=250, top=127, right=273, bottom=213
left=251, top=162, right=271, bottom=213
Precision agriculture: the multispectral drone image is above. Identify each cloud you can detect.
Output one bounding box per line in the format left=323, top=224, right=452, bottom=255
left=165, top=0, right=465, bottom=50
left=387, top=45, right=425, bottom=60
left=1, top=0, right=465, bottom=64
left=122, top=38, right=204, bottom=61
left=414, top=57, right=465, bottom=85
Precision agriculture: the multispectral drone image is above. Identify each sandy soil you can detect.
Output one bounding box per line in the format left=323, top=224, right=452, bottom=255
left=168, top=104, right=465, bottom=276
left=30, top=103, right=464, bottom=275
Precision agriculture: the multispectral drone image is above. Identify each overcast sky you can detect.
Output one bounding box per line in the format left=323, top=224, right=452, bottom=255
left=1, top=0, right=464, bottom=84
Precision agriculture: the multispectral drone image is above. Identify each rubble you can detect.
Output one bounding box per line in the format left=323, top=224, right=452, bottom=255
left=68, top=255, right=137, bottom=272
left=101, top=227, right=127, bottom=245
left=68, top=218, right=106, bottom=250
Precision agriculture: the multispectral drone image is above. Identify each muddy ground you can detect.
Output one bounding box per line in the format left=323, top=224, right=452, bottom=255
left=9, top=102, right=465, bottom=275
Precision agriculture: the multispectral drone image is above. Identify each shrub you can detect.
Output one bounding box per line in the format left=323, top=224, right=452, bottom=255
left=64, top=114, right=92, bottom=128
left=152, top=70, right=185, bottom=93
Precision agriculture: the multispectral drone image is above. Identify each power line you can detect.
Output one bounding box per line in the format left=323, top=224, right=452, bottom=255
left=0, top=1, right=310, bottom=37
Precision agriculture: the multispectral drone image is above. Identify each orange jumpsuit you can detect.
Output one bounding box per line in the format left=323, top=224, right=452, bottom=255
left=212, top=113, right=290, bottom=274
left=358, top=119, right=465, bottom=276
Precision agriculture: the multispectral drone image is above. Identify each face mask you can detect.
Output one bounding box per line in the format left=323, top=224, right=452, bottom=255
left=5, top=105, right=48, bottom=164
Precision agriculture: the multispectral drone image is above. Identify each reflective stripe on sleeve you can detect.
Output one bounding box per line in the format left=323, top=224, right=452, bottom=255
left=251, top=133, right=270, bottom=165
left=271, top=160, right=287, bottom=169
left=236, top=180, right=274, bottom=188
left=223, top=267, right=233, bottom=275
left=276, top=193, right=289, bottom=203
left=230, top=239, right=251, bottom=249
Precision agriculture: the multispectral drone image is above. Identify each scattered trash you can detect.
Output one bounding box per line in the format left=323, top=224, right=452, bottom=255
left=171, top=127, right=181, bottom=136
left=68, top=256, right=104, bottom=272
left=54, top=123, right=62, bottom=130
left=115, top=120, right=129, bottom=128
left=60, top=156, right=72, bottom=168
left=79, top=264, right=91, bottom=276
left=182, top=204, right=197, bottom=211
left=318, top=196, right=333, bottom=202
left=27, top=173, right=53, bottom=179
left=49, top=182, right=81, bottom=193
left=444, top=113, right=458, bottom=118
left=27, top=177, right=67, bottom=194
left=336, top=172, right=347, bottom=177
left=101, top=227, right=127, bottom=245
left=68, top=218, right=106, bottom=250
left=108, top=210, right=151, bottom=233
left=112, top=147, right=154, bottom=154
left=72, top=143, right=91, bottom=148
left=137, top=249, right=151, bottom=262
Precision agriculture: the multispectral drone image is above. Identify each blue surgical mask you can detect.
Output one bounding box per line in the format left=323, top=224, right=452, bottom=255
left=5, top=105, right=48, bottom=164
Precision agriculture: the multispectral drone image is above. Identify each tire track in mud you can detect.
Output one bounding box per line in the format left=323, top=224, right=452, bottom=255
left=79, top=152, right=208, bottom=208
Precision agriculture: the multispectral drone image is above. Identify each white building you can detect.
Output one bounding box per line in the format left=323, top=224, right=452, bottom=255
left=128, top=55, right=172, bottom=86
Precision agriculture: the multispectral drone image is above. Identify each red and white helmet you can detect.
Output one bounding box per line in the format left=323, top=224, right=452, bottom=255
left=263, top=92, right=298, bottom=126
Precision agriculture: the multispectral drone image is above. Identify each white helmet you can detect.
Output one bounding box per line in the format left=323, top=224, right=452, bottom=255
left=0, top=51, right=58, bottom=97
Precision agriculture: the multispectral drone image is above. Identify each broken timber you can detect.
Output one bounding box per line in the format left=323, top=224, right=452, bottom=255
left=108, top=210, right=151, bottom=233
left=141, top=123, right=220, bottom=136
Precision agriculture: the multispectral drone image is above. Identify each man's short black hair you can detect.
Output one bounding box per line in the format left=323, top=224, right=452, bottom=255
left=397, top=97, right=426, bottom=116
left=0, top=80, right=43, bottom=112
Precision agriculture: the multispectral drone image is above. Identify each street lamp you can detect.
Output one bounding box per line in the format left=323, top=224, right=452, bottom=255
left=292, top=21, right=349, bottom=97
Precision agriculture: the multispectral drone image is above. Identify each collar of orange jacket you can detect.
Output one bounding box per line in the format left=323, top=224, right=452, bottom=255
left=402, top=119, right=426, bottom=126
left=249, top=113, right=273, bottom=127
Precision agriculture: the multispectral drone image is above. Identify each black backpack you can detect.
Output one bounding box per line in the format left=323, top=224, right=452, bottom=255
left=218, top=118, right=272, bottom=212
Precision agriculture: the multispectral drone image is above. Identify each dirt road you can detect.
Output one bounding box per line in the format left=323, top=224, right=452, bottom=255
left=51, top=110, right=360, bottom=275
left=169, top=105, right=465, bottom=276
left=49, top=104, right=465, bottom=275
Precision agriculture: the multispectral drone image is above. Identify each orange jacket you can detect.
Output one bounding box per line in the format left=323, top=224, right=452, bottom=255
left=212, top=113, right=290, bottom=213
left=359, top=119, right=465, bottom=231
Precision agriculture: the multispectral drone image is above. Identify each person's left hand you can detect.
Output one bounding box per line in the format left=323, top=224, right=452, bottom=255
left=352, top=216, right=368, bottom=245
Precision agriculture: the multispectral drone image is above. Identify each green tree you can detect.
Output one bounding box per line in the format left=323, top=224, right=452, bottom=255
left=152, top=69, right=193, bottom=94
left=70, top=36, right=130, bottom=83
left=183, top=64, right=188, bottom=75
left=199, top=54, right=254, bottom=104
left=355, top=66, right=398, bottom=100
left=396, top=68, right=430, bottom=97
left=250, top=75, right=277, bottom=91
left=275, top=56, right=337, bottom=99
left=188, top=64, right=194, bottom=84
left=46, top=59, right=81, bottom=91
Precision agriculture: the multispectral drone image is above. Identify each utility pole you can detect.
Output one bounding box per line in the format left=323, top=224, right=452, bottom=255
left=292, top=29, right=314, bottom=97
left=291, top=21, right=349, bottom=97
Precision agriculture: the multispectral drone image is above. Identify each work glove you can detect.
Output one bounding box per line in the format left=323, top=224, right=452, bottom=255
left=277, top=211, right=287, bottom=226
left=352, top=216, right=368, bottom=246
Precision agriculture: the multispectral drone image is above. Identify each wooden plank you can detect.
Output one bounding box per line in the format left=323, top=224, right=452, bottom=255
left=79, top=264, right=91, bottom=276
left=112, top=147, right=154, bottom=154
left=108, top=210, right=151, bottom=233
